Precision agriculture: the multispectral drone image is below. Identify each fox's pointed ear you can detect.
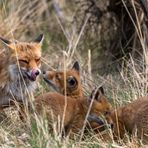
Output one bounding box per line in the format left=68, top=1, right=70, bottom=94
left=99, top=86, right=104, bottom=95
left=72, top=61, right=80, bottom=73
left=90, top=87, right=99, bottom=101
left=89, top=86, right=104, bottom=101
left=34, top=34, right=44, bottom=45
left=0, top=36, right=16, bottom=50
left=0, top=36, right=12, bottom=46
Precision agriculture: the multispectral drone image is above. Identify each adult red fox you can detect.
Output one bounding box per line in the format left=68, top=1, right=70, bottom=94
left=34, top=87, right=113, bottom=137
left=43, top=61, right=83, bottom=98
left=111, top=96, right=148, bottom=143
left=0, top=34, right=44, bottom=110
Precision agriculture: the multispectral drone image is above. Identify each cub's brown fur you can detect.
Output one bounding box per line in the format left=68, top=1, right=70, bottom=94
left=34, top=87, right=112, bottom=136
left=87, top=87, right=113, bottom=132
left=43, top=61, right=83, bottom=98
left=111, top=96, right=148, bottom=143
left=43, top=63, right=113, bottom=134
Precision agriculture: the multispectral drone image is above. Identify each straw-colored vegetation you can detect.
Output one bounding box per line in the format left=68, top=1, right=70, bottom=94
left=0, top=0, right=147, bottom=147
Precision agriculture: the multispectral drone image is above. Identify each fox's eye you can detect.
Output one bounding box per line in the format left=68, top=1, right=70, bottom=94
left=67, top=76, right=77, bottom=88
left=36, top=58, right=40, bottom=62
left=19, top=59, right=29, bottom=64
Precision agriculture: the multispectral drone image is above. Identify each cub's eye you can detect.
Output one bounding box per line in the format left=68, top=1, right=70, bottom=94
left=104, top=111, right=110, bottom=116
left=67, top=76, right=77, bottom=88
left=55, top=74, right=60, bottom=79
left=19, top=60, right=29, bottom=64
left=36, top=58, right=40, bottom=62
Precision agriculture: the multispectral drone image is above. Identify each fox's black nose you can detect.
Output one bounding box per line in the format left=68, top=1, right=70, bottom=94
left=35, top=70, right=40, bottom=76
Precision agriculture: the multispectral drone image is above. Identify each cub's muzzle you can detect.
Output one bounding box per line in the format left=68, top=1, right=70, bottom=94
left=87, top=114, right=104, bottom=126
left=43, top=74, right=60, bottom=92
left=87, top=114, right=113, bottom=129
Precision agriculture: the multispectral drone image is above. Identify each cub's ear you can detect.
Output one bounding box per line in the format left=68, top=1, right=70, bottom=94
left=89, top=86, right=104, bottom=101
left=98, top=86, right=104, bottom=95
left=72, top=61, right=80, bottom=73
left=34, top=34, right=44, bottom=45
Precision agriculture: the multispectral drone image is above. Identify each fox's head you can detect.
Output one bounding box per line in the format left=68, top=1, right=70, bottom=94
left=43, top=61, right=83, bottom=97
left=87, top=86, right=113, bottom=131
left=0, top=34, right=44, bottom=81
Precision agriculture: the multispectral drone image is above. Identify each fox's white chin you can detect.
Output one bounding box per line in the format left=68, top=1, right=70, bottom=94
left=8, top=64, right=41, bottom=81
left=7, top=64, right=38, bottom=101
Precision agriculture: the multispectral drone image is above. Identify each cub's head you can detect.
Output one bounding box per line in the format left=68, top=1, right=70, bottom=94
left=0, top=34, right=44, bottom=81
left=43, top=61, right=83, bottom=97
left=87, top=86, right=113, bottom=131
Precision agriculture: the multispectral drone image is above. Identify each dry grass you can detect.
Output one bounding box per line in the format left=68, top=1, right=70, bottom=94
left=0, top=0, right=147, bottom=147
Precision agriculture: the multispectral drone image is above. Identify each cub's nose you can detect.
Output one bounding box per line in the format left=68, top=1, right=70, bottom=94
left=42, top=71, right=46, bottom=75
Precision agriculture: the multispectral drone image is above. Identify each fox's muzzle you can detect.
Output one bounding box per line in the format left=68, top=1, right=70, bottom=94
left=25, top=69, right=41, bottom=81
left=87, top=114, right=113, bottom=129
left=87, top=114, right=104, bottom=125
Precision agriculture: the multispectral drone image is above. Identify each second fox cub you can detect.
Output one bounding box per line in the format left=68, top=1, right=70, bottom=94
left=35, top=87, right=113, bottom=136
left=111, top=96, right=148, bottom=143
left=43, top=61, right=83, bottom=98
left=0, top=34, right=44, bottom=108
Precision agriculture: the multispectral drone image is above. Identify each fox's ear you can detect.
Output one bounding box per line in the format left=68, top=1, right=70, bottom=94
left=90, top=87, right=99, bottom=101
left=0, top=36, right=16, bottom=50
left=72, top=61, right=80, bottom=73
left=98, top=86, right=104, bottom=95
left=34, top=34, right=44, bottom=45
left=89, top=86, right=104, bottom=101
left=0, top=36, right=12, bottom=46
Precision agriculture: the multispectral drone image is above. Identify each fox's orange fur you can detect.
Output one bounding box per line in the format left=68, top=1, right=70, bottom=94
left=35, top=87, right=113, bottom=136
left=43, top=61, right=83, bottom=98
left=111, top=96, right=148, bottom=143
left=0, top=34, right=44, bottom=109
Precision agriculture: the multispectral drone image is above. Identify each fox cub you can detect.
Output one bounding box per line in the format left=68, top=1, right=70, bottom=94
left=43, top=61, right=113, bottom=132
left=43, top=61, right=83, bottom=98
left=34, top=87, right=113, bottom=136
left=0, top=34, right=44, bottom=109
left=111, top=96, right=148, bottom=143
